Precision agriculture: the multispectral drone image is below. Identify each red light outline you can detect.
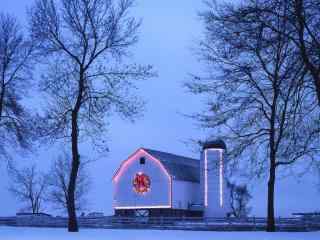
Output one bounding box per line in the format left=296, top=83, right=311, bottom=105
left=112, top=148, right=172, bottom=209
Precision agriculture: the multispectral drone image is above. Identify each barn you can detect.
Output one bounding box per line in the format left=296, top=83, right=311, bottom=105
left=112, top=140, right=231, bottom=217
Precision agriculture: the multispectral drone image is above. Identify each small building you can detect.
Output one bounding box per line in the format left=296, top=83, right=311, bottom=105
left=292, top=212, right=320, bottom=220
left=112, top=140, right=231, bottom=217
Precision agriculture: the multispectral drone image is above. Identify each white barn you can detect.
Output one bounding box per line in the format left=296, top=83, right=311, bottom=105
left=112, top=140, right=231, bottom=217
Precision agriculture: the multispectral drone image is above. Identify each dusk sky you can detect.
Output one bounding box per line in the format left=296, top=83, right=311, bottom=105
left=0, top=0, right=319, bottom=217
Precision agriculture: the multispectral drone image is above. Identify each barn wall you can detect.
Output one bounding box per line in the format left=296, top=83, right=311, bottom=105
left=113, top=150, right=171, bottom=209
left=172, top=180, right=200, bottom=210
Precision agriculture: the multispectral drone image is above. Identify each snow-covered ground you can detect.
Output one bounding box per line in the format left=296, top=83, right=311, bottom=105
left=0, top=227, right=319, bottom=240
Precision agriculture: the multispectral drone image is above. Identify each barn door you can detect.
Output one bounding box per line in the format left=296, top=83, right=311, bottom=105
left=134, top=209, right=149, bottom=217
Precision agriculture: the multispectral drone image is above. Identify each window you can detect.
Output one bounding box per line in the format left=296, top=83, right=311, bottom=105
left=140, top=157, right=146, bottom=165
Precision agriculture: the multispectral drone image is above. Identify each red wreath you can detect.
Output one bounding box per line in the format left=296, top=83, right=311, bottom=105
left=133, top=173, right=151, bottom=194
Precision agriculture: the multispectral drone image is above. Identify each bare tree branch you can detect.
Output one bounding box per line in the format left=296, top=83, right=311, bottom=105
left=29, top=0, right=155, bottom=231
left=187, top=0, right=320, bottom=231
left=0, top=13, right=36, bottom=159
left=8, top=163, right=48, bottom=214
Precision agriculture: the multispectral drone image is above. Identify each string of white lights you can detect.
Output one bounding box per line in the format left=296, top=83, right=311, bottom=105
left=204, top=148, right=224, bottom=208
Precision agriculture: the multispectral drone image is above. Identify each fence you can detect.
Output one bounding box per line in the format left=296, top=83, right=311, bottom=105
left=0, top=217, right=16, bottom=227
left=1, top=216, right=320, bottom=232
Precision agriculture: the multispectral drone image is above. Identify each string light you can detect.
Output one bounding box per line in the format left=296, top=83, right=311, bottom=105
left=204, top=149, right=208, bottom=207
left=113, top=148, right=171, bottom=182
left=204, top=148, right=224, bottom=208
left=115, top=205, right=171, bottom=210
left=112, top=148, right=172, bottom=209
left=219, top=149, right=223, bottom=207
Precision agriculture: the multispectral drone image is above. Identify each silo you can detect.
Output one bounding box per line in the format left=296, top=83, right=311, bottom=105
left=200, top=139, right=230, bottom=217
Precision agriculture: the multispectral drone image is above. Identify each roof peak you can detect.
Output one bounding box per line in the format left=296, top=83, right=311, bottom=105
left=202, top=139, right=227, bottom=150
left=142, top=148, right=198, bottom=162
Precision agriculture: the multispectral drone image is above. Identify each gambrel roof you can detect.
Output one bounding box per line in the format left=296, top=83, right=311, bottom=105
left=142, top=148, right=200, bottom=183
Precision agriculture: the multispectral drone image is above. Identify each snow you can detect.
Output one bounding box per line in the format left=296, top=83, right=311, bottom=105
left=0, top=227, right=319, bottom=240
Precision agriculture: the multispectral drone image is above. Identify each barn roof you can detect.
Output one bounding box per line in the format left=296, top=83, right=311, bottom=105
left=142, top=148, right=200, bottom=183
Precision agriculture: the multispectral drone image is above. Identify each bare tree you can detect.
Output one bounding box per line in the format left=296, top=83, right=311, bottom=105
left=0, top=13, right=35, bottom=159
left=227, top=181, right=252, bottom=218
left=29, top=0, right=154, bottom=231
left=292, top=0, right=320, bottom=105
left=8, top=164, right=48, bottom=214
left=229, top=0, right=320, bottom=105
left=186, top=0, right=320, bottom=231
left=266, top=0, right=320, bottom=106
left=47, top=152, right=90, bottom=214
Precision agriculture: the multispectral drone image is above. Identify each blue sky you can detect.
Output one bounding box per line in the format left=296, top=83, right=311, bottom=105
left=0, top=0, right=319, bottom=217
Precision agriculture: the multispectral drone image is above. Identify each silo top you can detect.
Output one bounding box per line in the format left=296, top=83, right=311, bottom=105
left=202, top=139, right=227, bottom=150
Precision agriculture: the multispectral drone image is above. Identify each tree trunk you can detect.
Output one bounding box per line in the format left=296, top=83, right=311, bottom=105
left=294, top=0, right=320, bottom=106
left=310, top=72, right=320, bottom=106
left=267, top=86, right=278, bottom=232
left=67, top=69, right=84, bottom=232
left=31, top=201, right=36, bottom=214
left=267, top=156, right=276, bottom=232
left=0, top=82, right=5, bottom=119
left=67, top=110, right=80, bottom=232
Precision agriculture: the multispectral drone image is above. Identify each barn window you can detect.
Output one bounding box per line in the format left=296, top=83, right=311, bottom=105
left=140, top=157, right=146, bottom=165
